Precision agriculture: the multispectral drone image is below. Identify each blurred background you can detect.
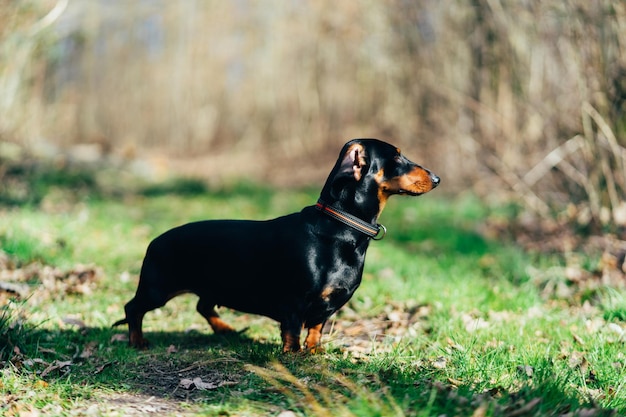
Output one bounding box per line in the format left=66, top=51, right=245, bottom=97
left=1, top=0, right=625, bottom=228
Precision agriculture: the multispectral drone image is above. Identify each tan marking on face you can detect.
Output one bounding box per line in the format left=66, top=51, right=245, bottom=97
left=375, top=169, right=390, bottom=216
left=378, top=166, right=436, bottom=196
left=321, top=286, right=335, bottom=302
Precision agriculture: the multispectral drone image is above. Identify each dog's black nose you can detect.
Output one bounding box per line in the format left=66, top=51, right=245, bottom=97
left=430, top=173, right=440, bottom=187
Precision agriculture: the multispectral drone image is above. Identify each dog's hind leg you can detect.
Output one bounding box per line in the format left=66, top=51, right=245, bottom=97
left=122, top=297, right=152, bottom=349
left=197, top=298, right=236, bottom=334
left=117, top=257, right=175, bottom=348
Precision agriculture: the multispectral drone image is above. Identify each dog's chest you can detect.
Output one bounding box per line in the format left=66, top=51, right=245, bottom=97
left=316, top=262, right=364, bottom=303
left=319, top=285, right=353, bottom=306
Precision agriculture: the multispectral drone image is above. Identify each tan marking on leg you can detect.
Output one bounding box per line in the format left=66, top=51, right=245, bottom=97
left=304, top=323, right=324, bottom=353
left=207, top=315, right=236, bottom=334
left=129, top=330, right=149, bottom=350
left=126, top=307, right=149, bottom=349
left=197, top=301, right=236, bottom=334
left=281, top=330, right=301, bottom=353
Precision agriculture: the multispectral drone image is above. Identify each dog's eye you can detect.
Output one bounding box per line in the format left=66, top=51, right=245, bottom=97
left=394, top=155, right=402, bottom=162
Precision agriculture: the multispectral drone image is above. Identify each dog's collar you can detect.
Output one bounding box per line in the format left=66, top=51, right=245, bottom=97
left=315, top=199, right=386, bottom=240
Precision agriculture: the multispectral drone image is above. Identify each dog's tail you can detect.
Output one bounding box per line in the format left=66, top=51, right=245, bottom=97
left=112, top=318, right=128, bottom=327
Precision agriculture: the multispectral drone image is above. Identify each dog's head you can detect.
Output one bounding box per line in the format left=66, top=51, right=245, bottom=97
left=321, top=139, right=440, bottom=213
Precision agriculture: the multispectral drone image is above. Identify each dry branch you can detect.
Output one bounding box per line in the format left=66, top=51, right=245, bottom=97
left=523, top=136, right=585, bottom=187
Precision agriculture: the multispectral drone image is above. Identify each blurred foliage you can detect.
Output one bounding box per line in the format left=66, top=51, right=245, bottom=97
left=0, top=158, right=95, bottom=206
left=1, top=0, right=626, bottom=228
left=139, top=177, right=208, bottom=197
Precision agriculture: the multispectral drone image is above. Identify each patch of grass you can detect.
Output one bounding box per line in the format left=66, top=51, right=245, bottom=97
left=0, top=179, right=625, bottom=415
left=0, top=158, right=98, bottom=206
left=605, top=308, right=626, bottom=322
left=0, top=301, right=28, bottom=363
left=600, top=289, right=626, bottom=323
left=0, top=226, right=73, bottom=266
left=140, top=177, right=208, bottom=197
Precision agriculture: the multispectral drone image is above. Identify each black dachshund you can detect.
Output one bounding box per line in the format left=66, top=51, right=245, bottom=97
left=113, top=139, right=440, bottom=352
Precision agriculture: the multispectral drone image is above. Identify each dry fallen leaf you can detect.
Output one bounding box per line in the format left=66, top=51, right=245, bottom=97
left=568, top=351, right=589, bottom=373
left=178, top=378, right=195, bottom=390
left=63, top=317, right=87, bottom=329
left=516, top=365, right=534, bottom=378
left=24, top=358, right=48, bottom=368
left=110, top=333, right=128, bottom=343
left=178, top=377, right=219, bottom=391
left=507, top=397, right=541, bottom=417
left=94, top=362, right=115, bottom=375
left=471, top=403, right=488, bottom=417
left=432, top=356, right=447, bottom=369
left=5, top=403, right=40, bottom=417
left=34, top=380, right=49, bottom=389
left=0, top=254, right=102, bottom=304
left=573, top=333, right=585, bottom=346
left=79, top=342, right=98, bottom=359
left=447, top=377, right=464, bottom=387
left=277, top=412, right=298, bottom=417
left=462, top=313, right=489, bottom=333
left=40, top=360, right=72, bottom=378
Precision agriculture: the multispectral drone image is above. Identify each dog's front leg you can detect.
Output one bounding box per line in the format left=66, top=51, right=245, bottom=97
left=303, top=323, right=325, bottom=353
left=280, top=319, right=302, bottom=353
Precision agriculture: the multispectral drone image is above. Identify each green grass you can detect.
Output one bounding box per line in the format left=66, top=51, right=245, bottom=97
left=0, top=176, right=625, bottom=416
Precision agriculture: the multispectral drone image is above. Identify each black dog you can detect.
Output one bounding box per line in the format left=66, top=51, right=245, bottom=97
left=113, top=139, right=439, bottom=352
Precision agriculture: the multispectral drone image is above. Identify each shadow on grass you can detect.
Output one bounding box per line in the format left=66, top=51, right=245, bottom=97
left=5, top=323, right=620, bottom=416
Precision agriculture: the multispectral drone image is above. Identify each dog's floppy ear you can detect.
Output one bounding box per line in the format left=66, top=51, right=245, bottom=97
left=320, top=141, right=369, bottom=201
left=337, top=143, right=367, bottom=182
left=325, top=142, right=368, bottom=200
